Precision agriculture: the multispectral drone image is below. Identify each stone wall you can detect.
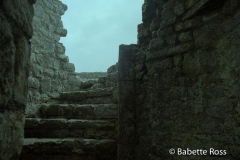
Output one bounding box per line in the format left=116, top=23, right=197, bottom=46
left=118, top=0, right=240, bottom=159
left=0, top=0, right=35, bottom=159
left=26, top=0, right=82, bottom=117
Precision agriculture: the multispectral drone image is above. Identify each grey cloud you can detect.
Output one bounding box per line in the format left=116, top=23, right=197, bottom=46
left=60, top=0, right=143, bottom=72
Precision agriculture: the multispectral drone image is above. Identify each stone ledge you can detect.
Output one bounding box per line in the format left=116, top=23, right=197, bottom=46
left=20, top=138, right=117, bottom=155
left=25, top=118, right=117, bottom=139
left=59, top=87, right=113, bottom=103
left=37, top=104, right=118, bottom=119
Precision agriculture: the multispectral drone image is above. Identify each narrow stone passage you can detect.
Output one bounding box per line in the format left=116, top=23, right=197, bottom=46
left=19, top=87, right=118, bottom=160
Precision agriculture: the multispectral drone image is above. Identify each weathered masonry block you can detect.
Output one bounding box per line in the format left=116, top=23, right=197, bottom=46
left=118, top=0, right=240, bottom=159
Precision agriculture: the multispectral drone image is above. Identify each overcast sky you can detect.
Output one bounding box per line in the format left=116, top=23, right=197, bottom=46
left=60, top=0, right=143, bottom=72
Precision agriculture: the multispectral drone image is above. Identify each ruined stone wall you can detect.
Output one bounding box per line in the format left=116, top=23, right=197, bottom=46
left=0, top=0, right=35, bottom=159
left=26, top=0, right=83, bottom=117
left=26, top=0, right=118, bottom=117
left=118, top=0, right=240, bottom=159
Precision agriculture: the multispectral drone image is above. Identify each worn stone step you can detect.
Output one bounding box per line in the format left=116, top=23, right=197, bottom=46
left=25, top=118, right=117, bottom=139
left=19, top=154, right=116, bottom=160
left=37, top=104, right=118, bottom=119
left=59, top=87, right=113, bottom=103
left=19, top=138, right=117, bottom=159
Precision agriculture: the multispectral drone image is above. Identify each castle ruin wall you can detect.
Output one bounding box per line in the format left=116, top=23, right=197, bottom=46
left=26, top=0, right=82, bottom=117
left=118, top=0, right=240, bottom=159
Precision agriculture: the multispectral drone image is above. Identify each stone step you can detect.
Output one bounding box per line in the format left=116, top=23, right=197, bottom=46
left=25, top=118, right=117, bottom=139
left=59, top=87, right=113, bottom=103
left=19, top=138, right=117, bottom=160
left=19, top=154, right=116, bottom=160
left=37, top=104, right=118, bottom=119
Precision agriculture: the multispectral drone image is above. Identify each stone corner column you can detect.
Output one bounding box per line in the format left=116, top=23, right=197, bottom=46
left=117, top=44, right=139, bottom=160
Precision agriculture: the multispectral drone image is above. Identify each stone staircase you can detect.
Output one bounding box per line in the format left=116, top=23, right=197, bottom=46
left=19, top=87, right=118, bottom=160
